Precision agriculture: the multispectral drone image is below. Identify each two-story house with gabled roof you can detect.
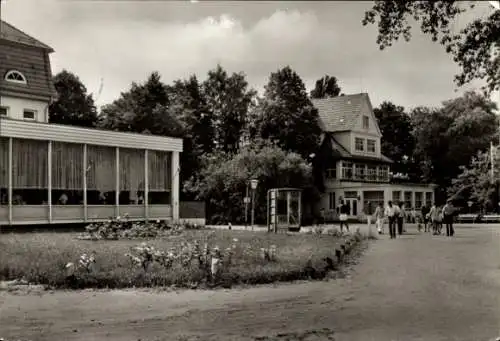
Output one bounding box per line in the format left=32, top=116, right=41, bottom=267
left=312, top=93, right=437, bottom=221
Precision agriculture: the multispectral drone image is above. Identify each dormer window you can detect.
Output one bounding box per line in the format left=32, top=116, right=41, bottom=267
left=363, top=116, right=369, bottom=129
left=5, top=70, right=27, bottom=84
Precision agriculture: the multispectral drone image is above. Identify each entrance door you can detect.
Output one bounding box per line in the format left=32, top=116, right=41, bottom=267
left=345, top=199, right=357, bottom=216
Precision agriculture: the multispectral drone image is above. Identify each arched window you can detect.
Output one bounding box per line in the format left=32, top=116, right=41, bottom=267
left=4, top=70, right=27, bottom=84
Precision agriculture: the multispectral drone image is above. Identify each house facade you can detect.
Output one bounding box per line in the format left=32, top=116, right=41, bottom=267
left=312, top=93, right=437, bottom=221
left=0, top=20, right=184, bottom=225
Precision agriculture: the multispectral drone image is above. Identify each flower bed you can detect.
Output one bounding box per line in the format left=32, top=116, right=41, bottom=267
left=77, top=217, right=201, bottom=240
left=0, top=227, right=364, bottom=290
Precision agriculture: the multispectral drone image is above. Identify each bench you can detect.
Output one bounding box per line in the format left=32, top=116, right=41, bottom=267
left=457, top=214, right=500, bottom=223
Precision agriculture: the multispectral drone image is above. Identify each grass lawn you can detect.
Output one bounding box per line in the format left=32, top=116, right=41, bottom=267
left=0, top=229, right=356, bottom=289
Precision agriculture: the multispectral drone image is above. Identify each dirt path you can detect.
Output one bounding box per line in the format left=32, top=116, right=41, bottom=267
left=1, top=225, right=500, bottom=341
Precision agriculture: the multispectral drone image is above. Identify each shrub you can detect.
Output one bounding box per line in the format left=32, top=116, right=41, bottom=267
left=78, top=217, right=202, bottom=241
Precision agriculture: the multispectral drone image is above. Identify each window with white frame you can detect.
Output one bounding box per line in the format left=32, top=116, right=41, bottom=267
left=355, top=137, right=364, bottom=151
left=354, top=163, right=365, bottom=180
left=328, top=192, right=335, bottom=210
left=363, top=116, right=369, bottom=129
left=404, top=191, right=412, bottom=208
left=378, top=165, right=389, bottom=182
left=23, top=109, right=36, bottom=120
left=0, top=106, right=7, bottom=116
left=415, top=192, right=423, bottom=208
left=367, top=139, right=376, bottom=153
left=5, top=70, right=27, bottom=84
left=425, top=192, right=432, bottom=206
left=392, top=191, right=401, bottom=203
left=341, top=161, right=353, bottom=179
left=367, top=165, right=377, bottom=181
left=325, top=168, right=336, bottom=179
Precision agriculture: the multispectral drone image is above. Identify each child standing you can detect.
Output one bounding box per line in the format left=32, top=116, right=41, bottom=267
left=339, top=201, right=350, bottom=233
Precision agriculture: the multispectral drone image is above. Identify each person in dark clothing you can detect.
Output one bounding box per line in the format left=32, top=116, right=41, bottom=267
left=339, top=201, right=350, bottom=232
left=396, top=201, right=404, bottom=235
left=421, top=203, right=430, bottom=232
left=385, top=200, right=397, bottom=239
left=442, top=199, right=455, bottom=237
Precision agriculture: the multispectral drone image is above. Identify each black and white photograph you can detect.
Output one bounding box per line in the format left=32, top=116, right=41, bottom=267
left=0, top=0, right=500, bottom=340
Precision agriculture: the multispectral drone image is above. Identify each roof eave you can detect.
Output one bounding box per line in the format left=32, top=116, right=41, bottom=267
left=341, top=155, right=394, bottom=164
left=0, top=36, right=54, bottom=52
left=325, top=129, right=351, bottom=133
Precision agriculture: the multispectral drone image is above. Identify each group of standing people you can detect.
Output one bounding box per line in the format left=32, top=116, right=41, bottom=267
left=370, top=201, right=405, bottom=239
left=364, top=199, right=456, bottom=239
left=420, top=200, right=456, bottom=237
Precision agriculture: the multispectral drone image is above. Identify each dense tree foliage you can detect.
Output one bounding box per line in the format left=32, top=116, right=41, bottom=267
left=448, top=149, right=499, bottom=212
left=168, top=75, right=215, bottom=196
left=185, top=142, right=317, bottom=224
left=310, top=75, right=342, bottom=99
left=98, top=72, right=184, bottom=137
left=49, top=70, right=98, bottom=127
left=363, top=1, right=500, bottom=94
left=373, top=101, right=417, bottom=179
left=411, top=92, right=499, bottom=199
left=202, top=65, right=256, bottom=154
left=250, top=66, right=322, bottom=159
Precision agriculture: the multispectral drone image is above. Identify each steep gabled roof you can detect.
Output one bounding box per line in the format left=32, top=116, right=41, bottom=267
left=312, top=93, right=369, bottom=132
left=0, top=20, right=54, bottom=52
left=329, top=135, right=351, bottom=158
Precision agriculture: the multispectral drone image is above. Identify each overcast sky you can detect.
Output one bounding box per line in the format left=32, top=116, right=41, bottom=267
left=3, top=0, right=499, bottom=111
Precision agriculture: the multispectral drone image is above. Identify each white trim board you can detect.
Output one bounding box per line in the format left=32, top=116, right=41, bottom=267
left=0, top=118, right=183, bottom=152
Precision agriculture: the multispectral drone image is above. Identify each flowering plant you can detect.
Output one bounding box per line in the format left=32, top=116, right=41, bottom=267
left=65, top=252, right=96, bottom=277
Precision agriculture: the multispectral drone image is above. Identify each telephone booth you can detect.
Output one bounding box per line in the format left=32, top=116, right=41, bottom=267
left=267, top=188, right=302, bottom=233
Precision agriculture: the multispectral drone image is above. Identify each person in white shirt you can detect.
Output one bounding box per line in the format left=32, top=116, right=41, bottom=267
left=374, top=202, right=385, bottom=234
left=365, top=202, right=374, bottom=235
left=385, top=201, right=398, bottom=239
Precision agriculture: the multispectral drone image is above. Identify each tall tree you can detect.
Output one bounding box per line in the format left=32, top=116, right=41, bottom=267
left=98, top=71, right=183, bottom=137
left=310, top=75, right=342, bottom=99
left=202, top=65, right=256, bottom=154
left=411, top=91, right=499, bottom=192
left=49, top=70, right=98, bottom=127
left=363, top=1, right=500, bottom=94
left=251, top=66, right=322, bottom=158
left=168, top=75, right=214, bottom=194
left=373, top=101, right=417, bottom=178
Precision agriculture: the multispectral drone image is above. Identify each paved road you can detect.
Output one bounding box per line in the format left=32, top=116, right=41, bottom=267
left=1, top=225, right=500, bottom=341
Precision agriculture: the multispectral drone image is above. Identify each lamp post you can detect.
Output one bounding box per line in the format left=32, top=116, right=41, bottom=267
left=244, top=182, right=250, bottom=229
left=489, top=1, right=500, bottom=212
left=250, top=179, right=259, bottom=231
